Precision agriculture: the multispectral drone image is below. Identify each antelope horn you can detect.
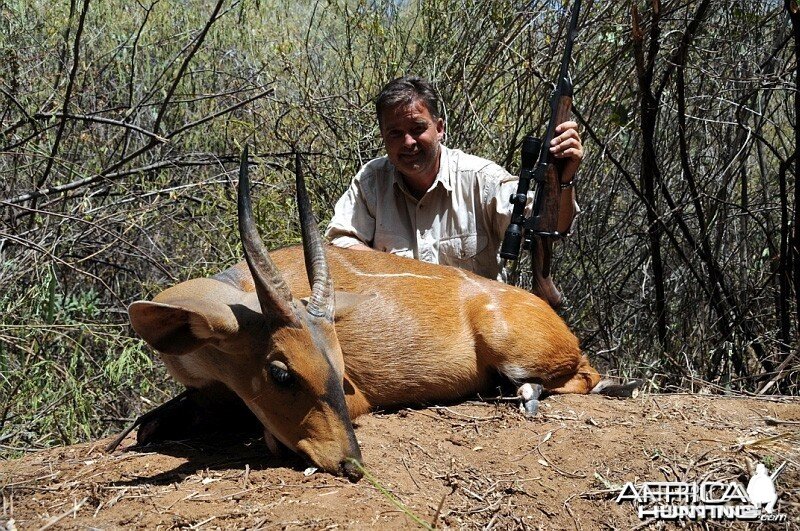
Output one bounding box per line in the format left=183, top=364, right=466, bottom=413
left=237, top=146, right=299, bottom=326
left=294, top=152, right=334, bottom=321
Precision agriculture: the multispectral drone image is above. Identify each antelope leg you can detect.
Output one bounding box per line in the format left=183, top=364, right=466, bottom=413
left=517, top=383, right=544, bottom=416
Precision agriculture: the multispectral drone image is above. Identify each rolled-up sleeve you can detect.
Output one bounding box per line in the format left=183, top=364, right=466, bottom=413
left=325, top=162, right=378, bottom=248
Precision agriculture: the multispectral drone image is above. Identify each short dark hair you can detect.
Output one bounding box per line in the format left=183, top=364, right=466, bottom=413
left=376, top=76, right=441, bottom=128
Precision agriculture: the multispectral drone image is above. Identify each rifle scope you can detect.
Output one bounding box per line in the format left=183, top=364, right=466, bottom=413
left=499, top=135, right=542, bottom=261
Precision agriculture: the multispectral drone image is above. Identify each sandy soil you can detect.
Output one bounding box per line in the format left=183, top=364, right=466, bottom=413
left=1, top=394, right=798, bottom=530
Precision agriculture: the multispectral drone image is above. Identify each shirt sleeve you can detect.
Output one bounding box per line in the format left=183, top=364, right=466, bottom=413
left=325, top=163, right=378, bottom=248
left=481, top=164, right=529, bottom=243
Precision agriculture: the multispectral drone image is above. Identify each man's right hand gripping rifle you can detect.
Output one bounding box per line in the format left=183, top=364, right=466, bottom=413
left=500, top=0, right=582, bottom=309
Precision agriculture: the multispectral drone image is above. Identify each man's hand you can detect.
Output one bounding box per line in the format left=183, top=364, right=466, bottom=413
left=550, top=120, right=583, bottom=181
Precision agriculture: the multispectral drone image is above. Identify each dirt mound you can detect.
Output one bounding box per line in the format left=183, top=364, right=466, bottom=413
left=2, top=394, right=798, bottom=529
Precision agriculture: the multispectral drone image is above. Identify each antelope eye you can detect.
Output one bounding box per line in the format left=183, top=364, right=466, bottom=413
left=269, top=360, right=293, bottom=386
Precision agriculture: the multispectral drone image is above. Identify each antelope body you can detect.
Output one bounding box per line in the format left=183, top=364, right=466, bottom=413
left=128, top=151, right=603, bottom=481
left=222, top=245, right=599, bottom=409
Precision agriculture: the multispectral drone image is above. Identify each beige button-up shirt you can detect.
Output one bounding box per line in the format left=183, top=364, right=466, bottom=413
left=325, top=145, right=523, bottom=280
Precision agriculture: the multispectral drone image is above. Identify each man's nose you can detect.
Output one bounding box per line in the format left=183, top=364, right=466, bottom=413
left=403, top=134, right=416, bottom=147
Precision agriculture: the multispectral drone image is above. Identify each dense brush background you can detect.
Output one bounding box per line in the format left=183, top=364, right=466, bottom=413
left=1, top=0, right=797, bottom=456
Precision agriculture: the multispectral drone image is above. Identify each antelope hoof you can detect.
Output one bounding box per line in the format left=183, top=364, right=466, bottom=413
left=591, top=378, right=644, bottom=398
left=517, top=383, right=544, bottom=417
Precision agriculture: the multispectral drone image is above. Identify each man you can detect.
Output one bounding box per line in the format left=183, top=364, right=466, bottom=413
left=325, top=76, right=583, bottom=281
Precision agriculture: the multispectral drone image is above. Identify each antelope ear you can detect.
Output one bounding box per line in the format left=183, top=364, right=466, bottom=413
left=128, top=299, right=240, bottom=356
left=299, top=291, right=375, bottom=321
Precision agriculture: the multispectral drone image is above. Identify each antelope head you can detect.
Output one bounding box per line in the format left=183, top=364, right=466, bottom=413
left=128, top=148, right=363, bottom=481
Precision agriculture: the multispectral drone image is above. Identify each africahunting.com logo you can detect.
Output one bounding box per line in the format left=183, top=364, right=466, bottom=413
left=616, top=462, right=788, bottom=522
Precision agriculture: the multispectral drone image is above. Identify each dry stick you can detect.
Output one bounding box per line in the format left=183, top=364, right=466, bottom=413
left=764, top=416, right=800, bottom=426
left=428, top=406, right=502, bottom=422
left=38, top=0, right=91, bottom=191
left=401, top=457, right=421, bottom=490
left=8, top=0, right=228, bottom=206
left=188, top=516, right=217, bottom=530
left=0, top=200, right=174, bottom=278
left=0, top=86, right=33, bottom=124
left=757, top=349, right=798, bottom=395
left=2, top=473, right=60, bottom=490
left=563, top=494, right=582, bottom=531
left=167, top=88, right=274, bottom=138
left=32, top=112, right=168, bottom=143
left=4, top=88, right=275, bottom=207
left=5, top=153, right=237, bottom=205
left=5, top=173, right=109, bottom=205
left=0, top=230, right=121, bottom=303
left=37, top=497, right=88, bottom=531
left=1, top=120, right=48, bottom=150
left=151, top=0, right=225, bottom=136
left=126, top=0, right=158, bottom=108
left=431, top=487, right=455, bottom=530
left=537, top=446, right=586, bottom=479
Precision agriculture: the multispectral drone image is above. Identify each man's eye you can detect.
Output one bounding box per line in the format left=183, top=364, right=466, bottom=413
left=269, top=360, right=293, bottom=386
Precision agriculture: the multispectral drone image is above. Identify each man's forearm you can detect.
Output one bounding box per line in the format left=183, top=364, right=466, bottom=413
left=327, top=233, right=375, bottom=251
left=347, top=242, right=374, bottom=251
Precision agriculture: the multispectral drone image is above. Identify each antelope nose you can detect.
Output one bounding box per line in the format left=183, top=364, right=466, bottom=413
left=340, top=458, right=363, bottom=482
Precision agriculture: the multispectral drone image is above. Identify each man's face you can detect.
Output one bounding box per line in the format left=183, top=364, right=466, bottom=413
left=379, top=99, right=445, bottom=191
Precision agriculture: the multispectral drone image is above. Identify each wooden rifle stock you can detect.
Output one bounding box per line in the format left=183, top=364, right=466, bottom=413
left=500, top=0, right=581, bottom=309
left=528, top=93, right=579, bottom=309
left=530, top=92, right=577, bottom=238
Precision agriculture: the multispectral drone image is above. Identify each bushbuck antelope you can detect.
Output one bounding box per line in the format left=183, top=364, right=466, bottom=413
left=127, top=149, right=630, bottom=481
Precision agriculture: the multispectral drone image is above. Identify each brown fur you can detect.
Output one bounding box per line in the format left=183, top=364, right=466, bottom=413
left=227, top=244, right=600, bottom=410
left=129, top=281, right=361, bottom=475
left=129, top=244, right=600, bottom=476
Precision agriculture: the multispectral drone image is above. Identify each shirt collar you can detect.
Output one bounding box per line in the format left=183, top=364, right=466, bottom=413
left=436, top=145, right=453, bottom=192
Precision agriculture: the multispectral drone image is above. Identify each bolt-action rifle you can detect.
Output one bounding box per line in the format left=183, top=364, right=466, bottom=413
left=500, top=0, right=581, bottom=309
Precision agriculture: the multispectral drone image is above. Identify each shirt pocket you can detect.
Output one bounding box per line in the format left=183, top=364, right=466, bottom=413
left=439, top=232, right=487, bottom=263
left=374, top=231, right=414, bottom=259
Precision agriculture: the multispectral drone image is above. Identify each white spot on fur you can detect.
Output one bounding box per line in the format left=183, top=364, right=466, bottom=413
left=455, top=268, right=495, bottom=303
left=485, top=303, right=498, bottom=311
left=336, top=256, right=440, bottom=280
left=354, top=271, right=441, bottom=280
left=517, top=383, right=535, bottom=400
left=500, top=363, right=531, bottom=384
left=168, top=354, right=213, bottom=386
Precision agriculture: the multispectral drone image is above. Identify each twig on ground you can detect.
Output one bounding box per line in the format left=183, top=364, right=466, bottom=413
left=37, top=496, right=88, bottom=531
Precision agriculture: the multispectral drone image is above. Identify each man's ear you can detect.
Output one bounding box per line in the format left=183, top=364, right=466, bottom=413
left=299, top=291, right=376, bottom=321
left=435, top=116, right=445, bottom=141
left=128, top=299, right=240, bottom=356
